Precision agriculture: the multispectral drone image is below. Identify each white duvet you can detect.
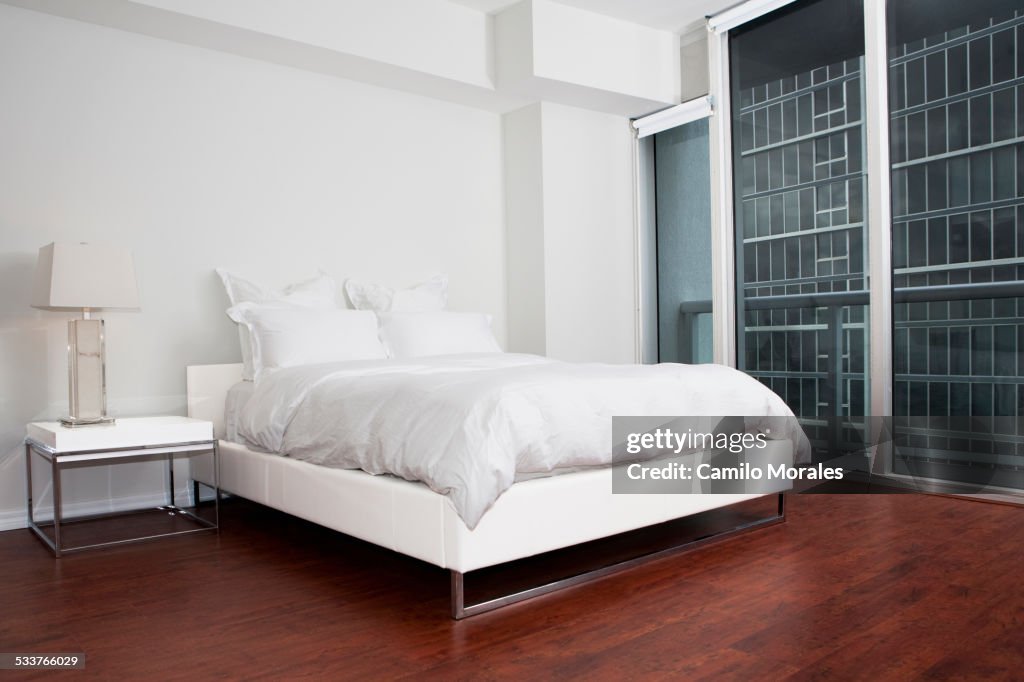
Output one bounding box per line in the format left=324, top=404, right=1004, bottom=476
left=236, top=353, right=809, bottom=529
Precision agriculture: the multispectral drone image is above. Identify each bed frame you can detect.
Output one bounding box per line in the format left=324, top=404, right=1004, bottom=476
left=186, top=363, right=789, bottom=618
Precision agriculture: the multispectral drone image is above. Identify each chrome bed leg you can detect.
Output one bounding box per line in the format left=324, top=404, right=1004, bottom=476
left=450, top=571, right=465, bottom=620
left=449, top=493, right=786, bottom=620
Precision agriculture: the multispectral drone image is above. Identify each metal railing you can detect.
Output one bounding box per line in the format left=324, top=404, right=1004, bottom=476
left=678, top=280, right=1024, bottom=471
left=678, top=279, right=1024, bottom=414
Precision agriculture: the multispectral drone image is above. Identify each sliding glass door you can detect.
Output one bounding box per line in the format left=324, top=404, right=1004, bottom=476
left=654, top=119, right=714, bottom=364
left=722, top=0, right=1023, bottom=488
left=888, top=0, right=1024, bottom=489
left=730, top=0, right=869, bottom=461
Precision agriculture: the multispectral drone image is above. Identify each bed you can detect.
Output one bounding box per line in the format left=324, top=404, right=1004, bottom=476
left=186, top=356, right=801, bottom=619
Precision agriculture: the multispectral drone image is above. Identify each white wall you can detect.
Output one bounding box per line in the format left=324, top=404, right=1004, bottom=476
left=539, top=102, right=636, bottom=363
left=494, top=0, right=679, bottom=116
left=503, top=104, right=548, bottom=356
left=679, top=33, right=711, bottom=101
left=0, top=4, right=506, bottom=528
left=530, top=0, right=679, bottom=105
left=6, top=0, right=690, bottom=116
left=133, top=0, right=495, bottom=87
left=502, top=102, right=636, bottom=363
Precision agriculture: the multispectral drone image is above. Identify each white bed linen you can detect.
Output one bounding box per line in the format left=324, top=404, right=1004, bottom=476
left=224, top=381, right=255, bottom=443
left=236, top=354, right=809, bottom=529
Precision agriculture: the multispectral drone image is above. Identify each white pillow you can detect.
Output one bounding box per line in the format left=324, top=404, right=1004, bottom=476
left=227, top=303, right=386, bottom=380
left=345, top=274, right=447, bottom=313
left=216, top=269, right=337, bottom=380
left=377, top=312, right=502, bottom=359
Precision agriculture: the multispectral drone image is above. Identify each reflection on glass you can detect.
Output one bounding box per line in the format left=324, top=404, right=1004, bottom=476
left=888, top=0, right=1024, bottom=489
left=730, top=0, right=868, bottom=461
left=655, top=119, right=713, bottom=364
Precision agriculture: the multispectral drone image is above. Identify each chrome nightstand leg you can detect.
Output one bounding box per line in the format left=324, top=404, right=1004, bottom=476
left=213, top=440, right=220, bottom=532
left=25, top=443, right=59, bottom=556
left=167, top=453, right=175, bottom=507
left=25, top=443, right=33, bottom=529
left=51, top=455, right=62, bottom=557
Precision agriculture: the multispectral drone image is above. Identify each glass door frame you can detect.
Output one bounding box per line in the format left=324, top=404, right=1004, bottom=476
left=637, top=0, right=1022, bottom=488
left=633, top=97, right=717, bottom=365
left=705, top=0, right=895, bottom=471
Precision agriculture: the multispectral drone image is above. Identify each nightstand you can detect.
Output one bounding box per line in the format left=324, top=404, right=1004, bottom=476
left=24, top=416, right=219, bottom=556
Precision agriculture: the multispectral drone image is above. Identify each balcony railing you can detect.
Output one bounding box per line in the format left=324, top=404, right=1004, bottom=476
left=677, top=280, right=1024, bottom=475
left=678, top=280, right=1024, bottom=369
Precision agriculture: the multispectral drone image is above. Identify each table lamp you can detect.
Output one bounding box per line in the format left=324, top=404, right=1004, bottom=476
left=31, top=242, right=140, bottom=427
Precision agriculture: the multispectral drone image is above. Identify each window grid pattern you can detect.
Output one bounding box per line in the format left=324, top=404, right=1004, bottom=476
left=736, top=11, right=1024, bottom=471
left=889, top=13, right=1024, bottom=465
left=738, top=57, right=869, bottom=423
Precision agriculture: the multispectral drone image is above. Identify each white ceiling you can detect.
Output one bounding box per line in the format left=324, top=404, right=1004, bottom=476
left=449, top=0, right=738, bottom=36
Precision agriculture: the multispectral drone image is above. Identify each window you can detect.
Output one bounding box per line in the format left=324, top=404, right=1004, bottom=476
left=730, top=0, right=868, bottom=460
left=702, top=0, right=1024, bottom=489
left=655, top=119, right=714, bottom=364
left=888, top=0, right=1024, bottom=489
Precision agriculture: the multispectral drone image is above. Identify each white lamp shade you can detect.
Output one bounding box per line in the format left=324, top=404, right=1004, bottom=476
left=31, top=242, right=140, bottom=311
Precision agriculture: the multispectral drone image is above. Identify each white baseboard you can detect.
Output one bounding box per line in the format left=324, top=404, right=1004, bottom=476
left=0, top=488, right=200, bottom=533
left=0, top=507, right=26, bottom=532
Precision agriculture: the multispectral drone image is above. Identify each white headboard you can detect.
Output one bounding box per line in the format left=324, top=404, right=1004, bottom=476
left=186, top=363, right=243, bottom=439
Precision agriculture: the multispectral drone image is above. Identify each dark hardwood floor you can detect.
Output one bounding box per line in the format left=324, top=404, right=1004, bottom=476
left=1, top=494, right=1021, bottom=680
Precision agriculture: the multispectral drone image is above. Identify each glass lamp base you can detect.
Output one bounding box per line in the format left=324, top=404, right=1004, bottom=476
left=66, top=318, right=111, bottom=426
left=59, top=416, right=116, bottom=428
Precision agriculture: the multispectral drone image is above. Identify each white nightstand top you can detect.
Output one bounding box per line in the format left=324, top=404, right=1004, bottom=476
left=27, top=416, right=214, bottom=453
